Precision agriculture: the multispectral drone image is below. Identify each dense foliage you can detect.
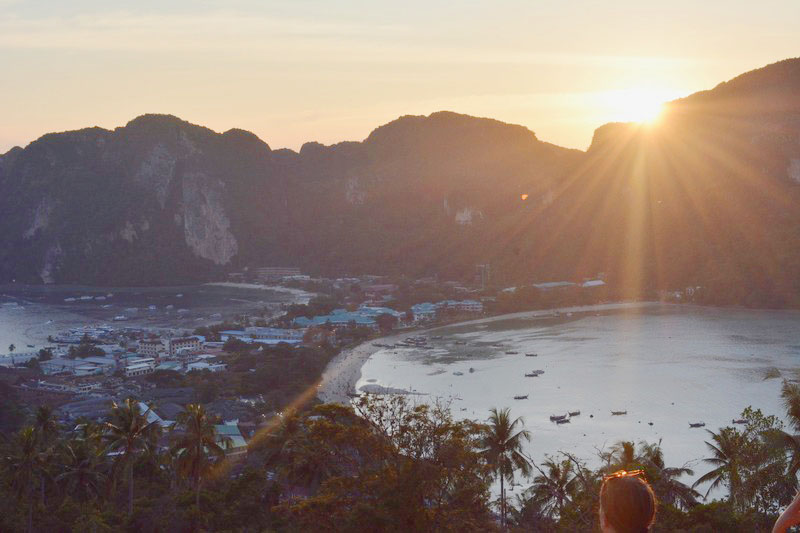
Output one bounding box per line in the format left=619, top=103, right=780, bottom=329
left=3, top=385, right=800, bottom=531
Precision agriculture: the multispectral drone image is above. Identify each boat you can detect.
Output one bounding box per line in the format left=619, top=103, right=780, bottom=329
left=556, top=418, right=570, bottom=424
left=513, top=394, right=529, bottom=400
left=113, top=315, right=128, bottom=321
left=505, top=351, right=519, bottom=355
left=550, top=414, right=568, bottom=422
left=26, top=344, right=34, bottom=348
left=525, top=353, right=538, bottom=357
left=689, top=422, right=706, bottom=428
left=525, top=370, right=545, bottom=377
left=453, top=371, right=464, bottom=376
left=611, top=410, right=628, bottom=416
left=568, top=410, right=581, bottom=417
left=64, top=297, right=76, bottom=302
left=732, top=419, right=747, bottom=424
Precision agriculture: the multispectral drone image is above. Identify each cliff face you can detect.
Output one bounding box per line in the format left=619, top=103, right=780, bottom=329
left=1, top=59, right=800, bottom=304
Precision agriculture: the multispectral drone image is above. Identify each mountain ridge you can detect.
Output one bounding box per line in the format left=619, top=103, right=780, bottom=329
left=2, top=58, right=800, bottom=306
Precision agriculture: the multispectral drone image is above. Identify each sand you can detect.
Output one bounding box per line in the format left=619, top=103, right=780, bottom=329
left=316, top=301, right=659, bottom=404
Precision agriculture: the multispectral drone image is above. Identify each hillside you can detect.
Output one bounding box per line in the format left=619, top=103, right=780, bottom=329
left=1, top=59, right=799, bottom=304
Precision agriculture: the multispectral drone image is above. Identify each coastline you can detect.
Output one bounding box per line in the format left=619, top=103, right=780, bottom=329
left=203, top=282, right=314, bottom=303
left=316, top=300, right=661, bottom=404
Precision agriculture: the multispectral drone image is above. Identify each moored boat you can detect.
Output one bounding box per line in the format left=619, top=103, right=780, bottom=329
left=611, top=410, right=627, bottom=416
left=513, top=394, right=528, bottom=400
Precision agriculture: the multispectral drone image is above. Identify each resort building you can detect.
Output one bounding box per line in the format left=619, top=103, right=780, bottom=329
left=220, top=327, right=305, bottom=345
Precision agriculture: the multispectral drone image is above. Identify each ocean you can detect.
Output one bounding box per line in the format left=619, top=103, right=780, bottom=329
left=356, top=303, right=800, bottom=492
left=0, top=283, right=306, bottom=356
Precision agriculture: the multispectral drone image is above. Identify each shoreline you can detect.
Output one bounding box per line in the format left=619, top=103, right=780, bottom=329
left=203, top=281, right=314, bottom=301
left=316, top=300, right=661, bottom=404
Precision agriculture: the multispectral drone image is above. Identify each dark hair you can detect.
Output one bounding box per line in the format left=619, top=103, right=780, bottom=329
left=600, top=475, right=657, bottom=533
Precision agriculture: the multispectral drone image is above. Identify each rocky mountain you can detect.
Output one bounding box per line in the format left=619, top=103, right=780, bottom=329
left=1, top=58, right=799, bottom=304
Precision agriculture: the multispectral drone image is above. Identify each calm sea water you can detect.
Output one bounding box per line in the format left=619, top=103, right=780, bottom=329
left=357, top=304, right=800, bottom=492
left=0, top=284, right=299, bottom=355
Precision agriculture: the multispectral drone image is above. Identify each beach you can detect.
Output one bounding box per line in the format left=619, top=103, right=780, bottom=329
left=317, top=330, right=412, bottom=404
left=316, top=301, right=659, bottom=404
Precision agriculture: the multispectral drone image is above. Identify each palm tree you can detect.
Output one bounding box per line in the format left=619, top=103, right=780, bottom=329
left=529, top=458, right=576, bottom=519
left=481, top=407, right=532, bottom=529
left=104, top=398, right=162, bottom=515
left=56, top=438, right=108, bottom=502
left=601, top=440, right=639, bottom=472
left=638, top=440, right=699, bottom=509
left=170, top=404, right=230, bottom=510
left=767, top=380, right=800, bottom=478
left=693, top=428, right=746, bottom=509
left=1, top=427, right=44, bottom=532
left=33, top=405, right=59, bottom=504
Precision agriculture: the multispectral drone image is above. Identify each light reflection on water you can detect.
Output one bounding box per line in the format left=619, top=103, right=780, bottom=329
left=358, top=304, right=800, bottom=492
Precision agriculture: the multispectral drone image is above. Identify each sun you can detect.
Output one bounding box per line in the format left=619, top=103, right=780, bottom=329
left=600, top=87, right=676, bottom=124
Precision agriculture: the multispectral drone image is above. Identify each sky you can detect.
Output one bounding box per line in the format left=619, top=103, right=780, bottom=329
left=1, top=0, right=799, bottom=153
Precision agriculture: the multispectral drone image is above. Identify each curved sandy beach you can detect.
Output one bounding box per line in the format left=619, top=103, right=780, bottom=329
left=316, top=301, right=659, bottom=404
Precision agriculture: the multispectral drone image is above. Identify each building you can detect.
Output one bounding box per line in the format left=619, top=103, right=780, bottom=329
left=411, top=300, right=483, bottom=321
left=186, top=361, right=227, bottom=373
left=124, top=357, right=155, bottom=377
left=138, top=337, right=202, bottom=358
left=220, top=327, right=305, bottom=345
left=138, top=339, right=166, bottom=358
left=438, top=300, right=484, bottom=313
left=26, top=378, right=101, bottom=395
left=255, top=267, right=301, bottom=283
left=40, top=356, right=116, bottom=376
left=166, top=337, right=202, bottom=357
left=215, top=423, right=248, bottom=456
left=411, top=302, right=438, bottom=322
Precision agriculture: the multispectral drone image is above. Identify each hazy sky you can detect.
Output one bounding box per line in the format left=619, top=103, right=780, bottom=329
left=2, top=0, right=798, bottom=153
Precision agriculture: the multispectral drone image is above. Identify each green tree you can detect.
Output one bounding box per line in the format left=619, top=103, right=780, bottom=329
left=171, top=404, right=230, bottom=510
left=529, top=457, right=577, bottom=519
left=480, top=407, right=532, bottom=528
left=32, top=405, right=59, bottom=505
left=693, top=427, right=747, bottom=509
left=104, top=398, right=162, bottom=516
left=56, top=437, right=108, bottom=502
left=637, top=440, right=699, bottom=510
left=375, top=312, right=398, bottom=332
left=1, top=427, right=45, bottom=532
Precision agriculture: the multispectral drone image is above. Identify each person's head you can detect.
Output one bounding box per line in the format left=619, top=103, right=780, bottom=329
left=599, top=470, right=657, bottom=533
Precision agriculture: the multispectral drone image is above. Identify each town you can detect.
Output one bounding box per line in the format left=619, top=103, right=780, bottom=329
left=0, top=265, right=611, bottom=444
